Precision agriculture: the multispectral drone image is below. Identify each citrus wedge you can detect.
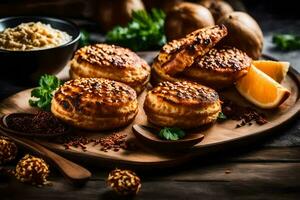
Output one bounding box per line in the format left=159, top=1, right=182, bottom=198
left=235, top=65, right=290, bottom=109
left=252, top=60, right=289, bottom=83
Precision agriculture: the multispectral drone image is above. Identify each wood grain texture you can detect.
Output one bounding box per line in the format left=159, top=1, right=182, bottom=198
left=1, top=161, right=300, bottom=200
left=0, top=69, right=300, bottom=167
left=0, top=68, right=299, bottom=168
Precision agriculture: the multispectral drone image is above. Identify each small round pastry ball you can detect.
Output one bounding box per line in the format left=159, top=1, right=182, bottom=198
left=165, top=2, right=215, bottom=41
left=144, top=81, right=221, bottom=128
left=0, top=136, right=17, bottom=165
left=51, top=78, right=139, bottom=131
left=15, top=154, right=50, bottom=186
left=107, top=168, right=141, bottom=196
left=70, top=44, right=151, bottom=94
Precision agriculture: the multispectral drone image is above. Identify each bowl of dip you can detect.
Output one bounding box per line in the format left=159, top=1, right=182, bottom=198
left=0, top=16, right=80, bottom=83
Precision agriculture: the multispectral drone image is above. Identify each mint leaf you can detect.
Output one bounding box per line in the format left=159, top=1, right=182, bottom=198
left=158, top=127, right=185, bottom=141
left=29, top=74, right=62, bottom=111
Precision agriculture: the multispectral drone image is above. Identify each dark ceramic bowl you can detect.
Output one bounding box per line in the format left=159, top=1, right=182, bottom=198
left=0, top=16, right=80, bottom=83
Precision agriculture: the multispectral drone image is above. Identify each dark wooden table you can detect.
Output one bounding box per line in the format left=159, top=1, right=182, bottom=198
left=1, top=9, right=300, bottom=200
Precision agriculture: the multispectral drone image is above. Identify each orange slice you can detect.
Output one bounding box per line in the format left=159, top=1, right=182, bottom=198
left=235, top=65, right=290, bottom=109
left=252, top=60, right=289, bottom=83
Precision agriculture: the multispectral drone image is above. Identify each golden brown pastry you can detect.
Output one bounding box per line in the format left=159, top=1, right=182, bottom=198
left=183, top=47, right=252, bottom=88
left=144, top=81, right=221, bottom=128
left=51, top=78, right=138, bottom=131
left=70, top=44, right=151, bottom=94
left=152, top=25, right=227, bottom=85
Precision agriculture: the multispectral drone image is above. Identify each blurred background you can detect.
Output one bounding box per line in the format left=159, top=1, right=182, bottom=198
left=0, top=0, right=299, bottom=89
left=0, top=0, right=299, bottom=31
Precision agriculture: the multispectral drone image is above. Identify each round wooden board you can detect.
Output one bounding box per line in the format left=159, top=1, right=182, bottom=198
left=1, top=65, right=300, bottom=168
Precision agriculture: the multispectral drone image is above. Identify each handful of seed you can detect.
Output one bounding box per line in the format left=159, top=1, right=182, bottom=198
left=107, top=168, right=141, bottom=196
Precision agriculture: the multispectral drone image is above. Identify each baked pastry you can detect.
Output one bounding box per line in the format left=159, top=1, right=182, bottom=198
left=70, top=44, right=151, bottom=94
left=152, top=25, right=228, bottom=83
left=182, top=47, right=252, bottom=88
left=51, top=78, right=138, bottom=131
left=144, top=81, right=221, bottom=128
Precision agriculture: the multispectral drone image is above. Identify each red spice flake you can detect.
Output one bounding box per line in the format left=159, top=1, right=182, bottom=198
left=53, top=133, right=135, bottom=152
left=7, top=111, right=68, bottom=135
left=220, top=97, right=268, bottom=128
left=91, top=133, right=127, bottom=152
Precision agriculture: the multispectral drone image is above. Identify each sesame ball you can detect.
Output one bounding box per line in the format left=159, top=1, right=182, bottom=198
left=107, top=169, right=141, bottom=196
left=0, top=136, right=17, bottom=164
left=15, top=154, right=50, bottom=186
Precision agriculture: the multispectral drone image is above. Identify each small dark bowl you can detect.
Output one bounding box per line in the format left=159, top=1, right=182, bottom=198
left=0, top=16, right=80, bottom=84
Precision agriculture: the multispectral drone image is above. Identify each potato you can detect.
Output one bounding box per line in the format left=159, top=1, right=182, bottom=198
left=165, top=2, right=215, bottom=41
left=217, top=11, right=264, bottom=59
left=142, top=0, right=183, bottom=13
left=97, top=0, right=145, bottom=32
left=198, top=0, right=234, bottom=22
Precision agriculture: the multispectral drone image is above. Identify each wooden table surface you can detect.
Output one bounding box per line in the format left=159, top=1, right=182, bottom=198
left=1, top=8, right=300, bottom=200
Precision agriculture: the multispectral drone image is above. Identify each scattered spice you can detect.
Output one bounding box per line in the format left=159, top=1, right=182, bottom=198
left=15, top=154, right=50, bottom=187
left=107, top=168, right=141, bottom=196
left=54, top=135, right=90, bottom=151
left=53, top=133, right=134, bottom=152
left=7, top=111, right=68, bottom=135
left=0, top=136, right=18, bottom=164
left=220, top=98, right=268, bottom=128
left=93, top=133, right=128, bottom=152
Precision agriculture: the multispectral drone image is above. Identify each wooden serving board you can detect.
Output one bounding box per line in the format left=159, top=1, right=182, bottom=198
left=1, top=64, right=300, bottom=168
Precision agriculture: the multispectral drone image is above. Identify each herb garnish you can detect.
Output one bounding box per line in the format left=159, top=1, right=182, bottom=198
left=29, top=74, right=62, bottom=111
left=273, top=34, right=300, bottom=50
left=106, top=8, right=166, bottom=51
left=158, top=127, right=186, bottom=141
left=217, top=112, right=227, bottom=121
left=79, top=30, right=90, bottom=47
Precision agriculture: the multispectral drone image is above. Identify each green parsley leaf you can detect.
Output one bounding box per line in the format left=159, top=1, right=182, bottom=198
left=79, top=30, right=90, bottom=47
left=106, top=8, right=166, bottom=51
left=29, top=74, right=62, bottom=111
left=217, top=112, right=227, bottom=121
left=158, top=127, right=186, bottom=141
left=273, top=34, right=300, bottom=50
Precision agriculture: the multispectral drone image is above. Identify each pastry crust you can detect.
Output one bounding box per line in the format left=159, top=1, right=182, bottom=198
left=69, top=44, right=150, bottom=94
left=152, top=25, right=228, bottom=77
left=183, top=47, right=252, bottom=88
left=144, top=81, right=221, bottom=128
left=51, top=78, right=138, bottom=131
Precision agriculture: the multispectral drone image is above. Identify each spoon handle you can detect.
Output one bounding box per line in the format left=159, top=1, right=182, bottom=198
left=0, top=130, right=91, bottom=185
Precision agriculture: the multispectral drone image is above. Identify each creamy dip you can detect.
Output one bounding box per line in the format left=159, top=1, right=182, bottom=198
left=0, top=22, right=72, bottom=51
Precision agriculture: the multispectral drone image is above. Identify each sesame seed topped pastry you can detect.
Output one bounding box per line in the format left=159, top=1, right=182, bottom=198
left=183, top=47, right=252, bottom=88
left=51, top=78, right=138, bottom=131
left=152, top=25, right=228, bottom=82
left=70, top=44, right=151, bottom=94
left=144, top=81, right=221, bottom=129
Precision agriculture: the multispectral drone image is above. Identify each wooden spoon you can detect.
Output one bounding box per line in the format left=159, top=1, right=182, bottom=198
left=132, top=124, right=204, bottom=150
left=0, top=115, right=91, bottom=186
